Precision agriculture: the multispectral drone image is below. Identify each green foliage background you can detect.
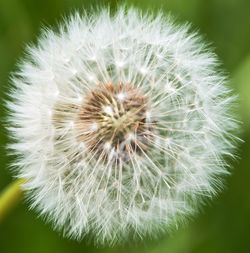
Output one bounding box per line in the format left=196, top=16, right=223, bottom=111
left=0, top=0, right=249, bottom=252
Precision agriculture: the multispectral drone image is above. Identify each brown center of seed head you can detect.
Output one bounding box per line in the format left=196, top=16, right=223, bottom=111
left=77, top=82, right=153, bottom=162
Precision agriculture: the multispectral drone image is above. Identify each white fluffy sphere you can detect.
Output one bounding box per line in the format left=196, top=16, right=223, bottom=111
left=7, top=7, right=238, bottom=245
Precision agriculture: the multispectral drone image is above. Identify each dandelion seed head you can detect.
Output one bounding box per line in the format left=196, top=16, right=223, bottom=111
left=7, top=7, right=239, bottom=246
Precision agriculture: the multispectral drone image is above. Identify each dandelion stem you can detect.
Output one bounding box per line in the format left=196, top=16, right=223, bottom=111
left=0, top=178, right=25, bottom=222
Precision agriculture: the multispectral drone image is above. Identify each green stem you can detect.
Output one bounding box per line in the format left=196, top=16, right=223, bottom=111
left=0, top=178, right=25, bottom=222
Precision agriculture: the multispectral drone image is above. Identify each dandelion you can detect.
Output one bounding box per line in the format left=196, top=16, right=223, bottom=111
left=6, top=7, right=239, bottom=245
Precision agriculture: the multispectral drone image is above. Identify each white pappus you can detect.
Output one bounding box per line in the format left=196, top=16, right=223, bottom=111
left=6, top=7, right=239, bottom=246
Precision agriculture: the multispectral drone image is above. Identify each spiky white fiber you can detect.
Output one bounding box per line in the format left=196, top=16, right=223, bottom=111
left=6, top=7, right=239, bottom=246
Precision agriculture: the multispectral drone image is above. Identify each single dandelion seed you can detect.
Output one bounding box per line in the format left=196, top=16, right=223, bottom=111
left=6, top=7, right=239, bottom=246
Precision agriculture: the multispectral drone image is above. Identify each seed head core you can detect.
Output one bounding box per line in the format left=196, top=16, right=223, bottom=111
left=77, top=82, right=153, bottom=162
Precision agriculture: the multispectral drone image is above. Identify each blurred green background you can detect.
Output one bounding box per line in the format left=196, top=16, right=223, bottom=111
left=0, top=0, right=250, bottom=252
